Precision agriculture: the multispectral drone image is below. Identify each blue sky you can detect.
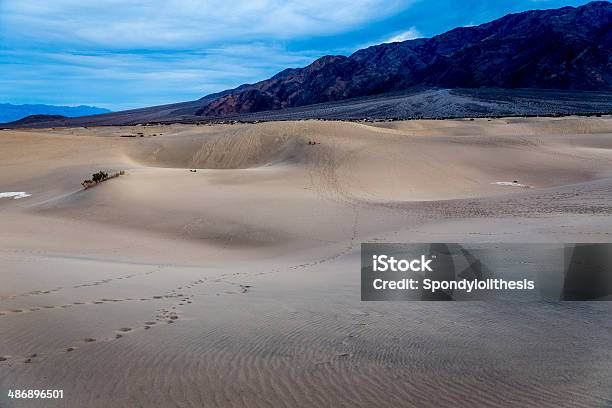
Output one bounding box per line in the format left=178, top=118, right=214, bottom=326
left=0, top=0, right=593, bottom=110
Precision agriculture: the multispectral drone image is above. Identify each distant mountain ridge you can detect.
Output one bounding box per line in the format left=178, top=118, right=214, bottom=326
left=0, top=103, right=111, bottom=123
left=200, top=1, right=612, bottom=116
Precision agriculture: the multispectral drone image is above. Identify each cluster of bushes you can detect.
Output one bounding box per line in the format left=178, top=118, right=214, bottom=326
left=82, top=170, right=124, bottom=189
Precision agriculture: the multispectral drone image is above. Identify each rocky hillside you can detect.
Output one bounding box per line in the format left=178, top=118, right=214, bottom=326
left=200, top=1, right=612, bottom=116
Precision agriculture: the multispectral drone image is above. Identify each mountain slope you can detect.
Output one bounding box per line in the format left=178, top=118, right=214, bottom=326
left=200, top=1, right=612, bottom=116
left=4, top=114, right=68, bottom=126
left=0, top=88, right=250, bottom=127
left=0, top=103, right=111, bottom=123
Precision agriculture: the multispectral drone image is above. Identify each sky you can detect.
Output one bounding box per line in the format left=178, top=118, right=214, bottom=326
left=0, top=0, right=594, bottom=111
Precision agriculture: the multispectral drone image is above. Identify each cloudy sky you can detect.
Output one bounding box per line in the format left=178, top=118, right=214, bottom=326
left=0, top=0, right=592, bottom=110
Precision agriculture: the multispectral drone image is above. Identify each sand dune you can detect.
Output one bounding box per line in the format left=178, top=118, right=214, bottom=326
left=1, top=117, right=611, bottom=407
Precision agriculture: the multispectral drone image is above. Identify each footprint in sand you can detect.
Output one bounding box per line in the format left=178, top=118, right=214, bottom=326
left=82, top=338, right=96, bottom=343
left=143, top=320, right=157, bottom=329
left=0, top=356, right=9, bottom=362
left=24, top=353, right=38, bottom=363
left=65, top=347, right=76, bottom=352
left=118, top=327, right=132, bottom=332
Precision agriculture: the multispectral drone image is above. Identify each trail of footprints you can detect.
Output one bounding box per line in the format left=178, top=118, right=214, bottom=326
left=0, top=294, right=178, bottom=318
left=0, top=266, right=163, bottom=302
left=0, top=272, right=251, bottom=366
left=1, top=245, right=358, bottom=367
left=0, top=291, right=192, bottom=366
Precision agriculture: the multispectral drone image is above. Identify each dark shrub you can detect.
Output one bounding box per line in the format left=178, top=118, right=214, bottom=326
left=91, top=171, right=108, bottom=183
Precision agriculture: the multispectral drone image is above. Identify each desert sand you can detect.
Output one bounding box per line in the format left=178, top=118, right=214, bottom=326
left=0, top=117, right=611, bottom=407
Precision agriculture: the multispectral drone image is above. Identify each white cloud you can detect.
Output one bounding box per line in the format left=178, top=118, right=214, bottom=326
left=355, top=25, right=422, bottom=50
left=0, top=0, right=413, bottom=48
left=0, top=46, right=323, bottom=109
left=384, top=26, right=422, bottom=43
left=0, top=0, right=419, bottom=109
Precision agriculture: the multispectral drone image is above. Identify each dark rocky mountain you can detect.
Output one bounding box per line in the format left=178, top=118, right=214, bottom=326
left=4, top=114, right=67, bottom=125
left=200, top=1, right=612, bottom=116
left=0, top=103, right=110, bottom=123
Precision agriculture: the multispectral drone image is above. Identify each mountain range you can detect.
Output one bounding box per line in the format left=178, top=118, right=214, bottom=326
left=200, top=1, right=612, bottom=116
left=3, top=1, right=611, bottom=127
left=0, top=103, right=111, bottom=123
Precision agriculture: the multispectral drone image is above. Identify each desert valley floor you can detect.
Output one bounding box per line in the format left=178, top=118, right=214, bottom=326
left=0, top=117, right=611, bottom=407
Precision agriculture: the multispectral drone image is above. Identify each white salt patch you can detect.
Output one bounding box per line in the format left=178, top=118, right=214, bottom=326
left=492, top=181, right=530, bottom=188
left=0, top=192, right=32, bottom=199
